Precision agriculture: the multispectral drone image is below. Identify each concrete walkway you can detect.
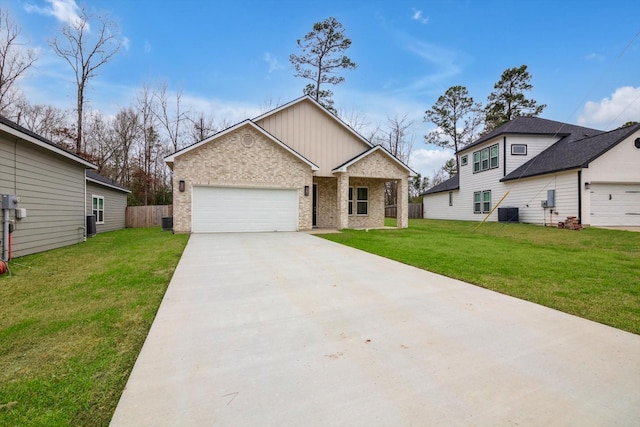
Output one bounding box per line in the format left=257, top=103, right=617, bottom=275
left=110, top=233, right=640, bottom=426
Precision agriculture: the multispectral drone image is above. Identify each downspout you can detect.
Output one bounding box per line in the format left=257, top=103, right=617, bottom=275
left=577, top=170, right=582, bottom=224
left=503, top=137, right=507, bottom=177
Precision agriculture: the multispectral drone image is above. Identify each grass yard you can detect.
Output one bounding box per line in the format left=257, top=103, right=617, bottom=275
left=0, top=228, right=189, bottom=426
left=321, top=219, right=640, bottom=335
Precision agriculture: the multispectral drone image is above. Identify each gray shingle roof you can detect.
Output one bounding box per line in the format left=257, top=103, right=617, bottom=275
left=501, top=123, right=640, bottom=182
left=421, top=174, right=459, bottom=195
left=86, top=170, right=130, bottom=193
left=459, top=116, right=603, bottom=154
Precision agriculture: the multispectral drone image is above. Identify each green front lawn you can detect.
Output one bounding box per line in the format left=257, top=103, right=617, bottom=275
left=321, top=219, right=640, bottom=335
left=0, top=228, right=189, bottom=426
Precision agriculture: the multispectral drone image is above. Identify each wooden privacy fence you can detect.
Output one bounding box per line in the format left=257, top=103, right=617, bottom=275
left=385, top=203, right=423, bottom=219
left=126, top=205, right=173, bottom=228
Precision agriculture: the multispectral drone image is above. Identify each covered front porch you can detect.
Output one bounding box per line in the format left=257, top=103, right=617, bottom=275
left=311, top=174, right=408, bottom=230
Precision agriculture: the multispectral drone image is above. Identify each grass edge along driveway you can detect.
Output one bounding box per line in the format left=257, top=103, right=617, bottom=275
left=320, top=219, right=640, bottom=335
left=0, top=228, right=189, bottom=427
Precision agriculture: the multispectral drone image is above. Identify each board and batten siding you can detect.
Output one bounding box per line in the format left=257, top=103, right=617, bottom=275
left=256, top=99, right=370, bottom=177
left=86, top=182, right=127, bottom=233
left=0, top=137, right=87, bottom=258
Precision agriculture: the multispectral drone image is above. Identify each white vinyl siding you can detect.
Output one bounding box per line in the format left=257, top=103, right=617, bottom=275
left=192, top=186, right=298, bottom=233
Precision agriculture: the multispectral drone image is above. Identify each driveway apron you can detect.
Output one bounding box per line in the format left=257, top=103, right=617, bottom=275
left=110, top=232, right=640, bottom=426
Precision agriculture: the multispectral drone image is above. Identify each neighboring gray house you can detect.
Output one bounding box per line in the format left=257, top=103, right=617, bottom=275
left=1, top=116, right=114, bottom=258
left=86, top=170, right=130, bottom=234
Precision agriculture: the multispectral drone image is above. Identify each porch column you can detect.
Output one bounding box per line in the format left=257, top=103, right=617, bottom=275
left=397, top=177, right=409, bottom=228
left=336, top=172, right=349, bottom=229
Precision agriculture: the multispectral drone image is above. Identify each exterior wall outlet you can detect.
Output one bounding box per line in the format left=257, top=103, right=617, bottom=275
left=16, top=208, right=27, bottom=219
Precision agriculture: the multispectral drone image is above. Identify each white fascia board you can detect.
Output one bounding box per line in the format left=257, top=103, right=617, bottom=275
left=86, top=177, right=131, bottom=193
left=0, top=123, right=97, bottom=169
left=332, top=145, right=416, bottom=176
left=164, top=120, right=319, bottom=171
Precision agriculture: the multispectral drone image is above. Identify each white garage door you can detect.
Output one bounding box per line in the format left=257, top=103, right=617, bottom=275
left=192, top=187, right=298, bottom=233
left=590, top=183, right=640, bottom=226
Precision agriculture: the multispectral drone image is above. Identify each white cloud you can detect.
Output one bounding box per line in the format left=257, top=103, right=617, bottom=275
left=263, top=52, right=284, bottom=74
left=409, top=148, right=453, bottom=179
left=411, top=9, right=429, bottom=24
left=585, top=52, right=605, bottom=61
left=393, top=34, right=465, bottom=95
left=578, top=86, right=640, bottom=129
left=24, top=0, right=85, bottom=28
left=122, top=36, right=130, bottom=51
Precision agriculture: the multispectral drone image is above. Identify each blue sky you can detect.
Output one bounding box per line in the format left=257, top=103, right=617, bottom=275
left=6, top=0, right=640, bottom=178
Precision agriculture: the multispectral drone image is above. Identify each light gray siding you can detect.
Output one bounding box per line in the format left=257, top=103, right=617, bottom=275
left=86, top=182, right=128, bottom=233
left=0, top=136, right=87, bottom=258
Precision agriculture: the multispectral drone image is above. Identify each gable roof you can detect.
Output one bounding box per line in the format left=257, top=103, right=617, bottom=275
left=502, top=123, right=640, bottom=182
left=459, top=116, right=603, bottom=154
left=164, top=119, right=319, bottom=171
left=86, top=170, right=131, bottom=193
left=421, top=174, right=459, bottom=195
left=331, top=144, right=416, bottom=175
left=253, top=95, right=374, bottom=149
left=0, top=116, right=97, bottom=169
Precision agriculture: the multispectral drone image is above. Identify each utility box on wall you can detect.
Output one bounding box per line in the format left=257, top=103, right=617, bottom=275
left=1, top=194, right=18, bottom=209
left=547, top=190, right=556, bottom=208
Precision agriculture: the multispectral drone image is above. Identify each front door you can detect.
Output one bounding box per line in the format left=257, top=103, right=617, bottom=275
left=312, top=184, right=318, bottom=227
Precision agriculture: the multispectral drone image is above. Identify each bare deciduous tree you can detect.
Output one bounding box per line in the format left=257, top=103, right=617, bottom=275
left=372, top=115, right=414, bottom=205
left=12, top=97, right=68, bottom=141
left=111, top=107, right=140, bottom=185
left=153, top=82, right=188, bottom=151
left=0, top=8, right=38, bottom=115
left=50, top=6, right=121, bottom=154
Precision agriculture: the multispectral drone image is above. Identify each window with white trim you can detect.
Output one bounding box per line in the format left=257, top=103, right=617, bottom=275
left=461, top=155, right=468, bottom=166
left=483, top=190, right=491, bottom=213
left=92, top=195, right=104, bottom=224
left=473, top=144, right=499, bottom=173
left=348, top=187, right=353, bottom=215
left=356, top=187, right=368, bottom=215
left=473, top=190, right=491, bottom=214
left=511, top=144, right=527, bottom=155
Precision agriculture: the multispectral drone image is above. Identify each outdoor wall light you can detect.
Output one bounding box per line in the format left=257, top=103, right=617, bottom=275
left=179, top=180, right=185, bottom=192
left=584, top=182, right=591, bottom=190
left=304, top=185, right=310, bottom=196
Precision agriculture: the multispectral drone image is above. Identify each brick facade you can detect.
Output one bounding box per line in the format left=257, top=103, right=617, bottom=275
left=172, top=124, right=313, bottom=233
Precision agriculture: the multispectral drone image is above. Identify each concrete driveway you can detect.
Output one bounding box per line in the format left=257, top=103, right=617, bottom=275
left=110, top=233, right=640, bottom=426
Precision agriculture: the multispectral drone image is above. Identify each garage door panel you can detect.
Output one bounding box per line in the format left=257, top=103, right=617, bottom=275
left=590, top=184, right=640, bottom=226
left=193, top=187, right=298, bottom=233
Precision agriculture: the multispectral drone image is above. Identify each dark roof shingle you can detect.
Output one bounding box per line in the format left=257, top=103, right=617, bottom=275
left=459, top=116, right=603, bottom=153
left=502, top=123, right=640, bottom=181
left=421, top=174, right=459, bottom=195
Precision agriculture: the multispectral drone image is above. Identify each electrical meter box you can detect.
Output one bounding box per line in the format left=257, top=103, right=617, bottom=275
left=1, top=194, right=18, bottom=209
left=546, top=190, right=556, bottom=208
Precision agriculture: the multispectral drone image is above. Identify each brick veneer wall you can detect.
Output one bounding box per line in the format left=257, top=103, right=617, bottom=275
left=172, top=125, right=313, bottom=233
